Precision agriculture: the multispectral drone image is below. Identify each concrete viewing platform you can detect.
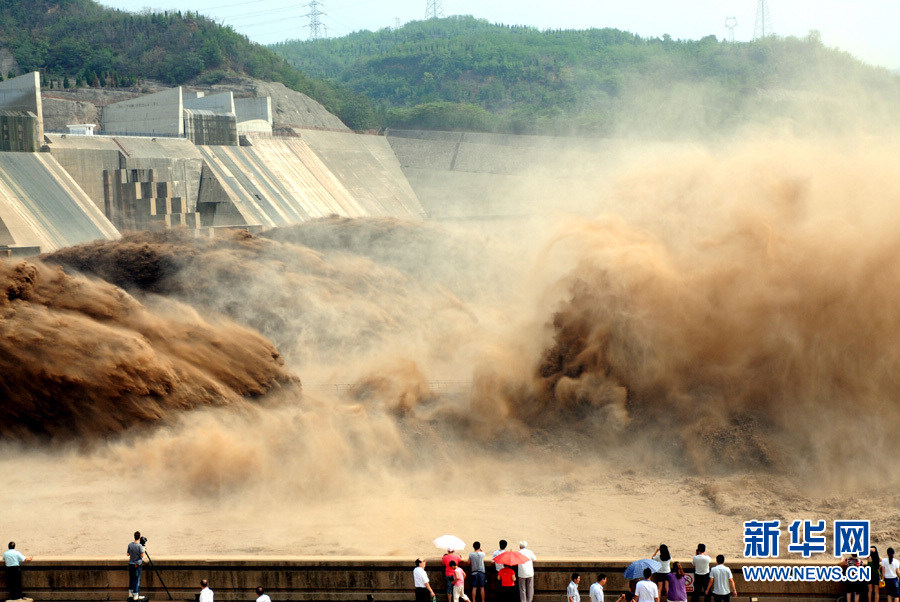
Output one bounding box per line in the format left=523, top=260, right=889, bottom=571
left=0, top=557, right=850, bottom=602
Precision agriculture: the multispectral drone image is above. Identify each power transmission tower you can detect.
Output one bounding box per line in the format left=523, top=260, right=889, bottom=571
left=304, top=0, right=325, bottom=40
left=725, top=16, right=737, bottom=43
left=753, top=0, right=772, bottom=39
left=425, top=0, right=444, bottom=19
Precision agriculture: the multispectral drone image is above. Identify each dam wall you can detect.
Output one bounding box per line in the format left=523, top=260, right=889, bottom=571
left=300, top=130, right=426, bottom=219
left=46, top=134, right=205, bottom=215
left=385, top=129, right=614, bottom=219
left=0, top=557, right=844, bottom=602
left=196, top=133, right=425, bottom=228
left=0, top=74, right=433, bottom=256
left=0, top=152, right=119, bottom=252
left=43, top=129, right=424, bottom=237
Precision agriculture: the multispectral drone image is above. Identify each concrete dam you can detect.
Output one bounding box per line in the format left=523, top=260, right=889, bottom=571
left=0, top=72, right=426, bottom=256
left=0, top=70, right=626, bottom=257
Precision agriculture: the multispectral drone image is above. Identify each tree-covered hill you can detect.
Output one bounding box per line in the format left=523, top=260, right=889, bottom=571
left=272, top=16, right=900, bottom=135
left=0, top=0, right=374, bottom=129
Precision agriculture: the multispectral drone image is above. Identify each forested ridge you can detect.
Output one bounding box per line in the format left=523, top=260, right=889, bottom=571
left=0, top=0, right=373, bottom=128
left=273, top=15, right=900, bottom=135
left=0, top=2, right=897, bottom=135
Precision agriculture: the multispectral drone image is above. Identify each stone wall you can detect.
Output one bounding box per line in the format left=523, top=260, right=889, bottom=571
left=0, top=558, right=844, bottom=602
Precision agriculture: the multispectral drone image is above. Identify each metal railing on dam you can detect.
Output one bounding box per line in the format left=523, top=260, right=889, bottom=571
left=1, top=558, right=846, bottom=602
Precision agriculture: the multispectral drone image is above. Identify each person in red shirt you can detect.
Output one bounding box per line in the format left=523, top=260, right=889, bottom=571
left=443, top=549, right=463, bottom=602
left=498, top=564, right=517, bottom=602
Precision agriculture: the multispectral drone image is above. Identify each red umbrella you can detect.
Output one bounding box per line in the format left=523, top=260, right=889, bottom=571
left=492, top=551, right=531, bottom=566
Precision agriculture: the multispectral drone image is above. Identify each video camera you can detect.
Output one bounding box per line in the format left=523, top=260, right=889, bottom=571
left=140, top=536, right=148, bottom=546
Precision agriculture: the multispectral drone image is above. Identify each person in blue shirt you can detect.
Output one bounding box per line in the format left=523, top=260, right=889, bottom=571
left=3, top=541, right=33, bottom=600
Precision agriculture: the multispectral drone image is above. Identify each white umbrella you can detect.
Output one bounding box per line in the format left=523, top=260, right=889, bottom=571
left=432, top=535, right=466, bottom=551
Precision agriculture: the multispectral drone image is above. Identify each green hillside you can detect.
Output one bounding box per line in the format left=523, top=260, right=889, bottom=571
left=0, top=0, right=374, bottom=129
left=272, top=16, right=900, bottom=135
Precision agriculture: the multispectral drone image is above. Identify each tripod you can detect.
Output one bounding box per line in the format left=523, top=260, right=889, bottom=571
left=144, top=550, right=173, bottom=601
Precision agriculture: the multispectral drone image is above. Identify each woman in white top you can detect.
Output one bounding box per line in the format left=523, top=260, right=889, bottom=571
left=882, top=547, right=900, bottom=602
left=652, top=544, right=672, bottom=599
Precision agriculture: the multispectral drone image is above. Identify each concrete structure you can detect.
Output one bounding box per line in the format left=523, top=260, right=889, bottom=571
left=103, top=87, right=183, bottom=138
left=45, top=127, right=424, bottom=234
left=300, top=129, right=426, bottom=219
left=183, top=92, right=239, bottom=145
left=0, top=74, right=425, bottom=251
left=0, top=557, right=845, bottom=602
left=105, top=168, right=199, bottom=232
left=184, top=91, right=236, bottom=114
left=66, top=124, right=96, bottom=135
left=196, top=132, right=425, bottom=228
left=46, top=134, right=204, bottom=217
left=196, top=137, right=368, bottom=227
left=183, top=109, right=238, bottom=146
left=0, top=72, right=43, bottom=151
left=0, top=152, right=119, bottom=253
left=386, top=129, right=616, bottom=219
left=235, top=96, right=273, bottom=135
left=104, top=88, right=241, bottom=146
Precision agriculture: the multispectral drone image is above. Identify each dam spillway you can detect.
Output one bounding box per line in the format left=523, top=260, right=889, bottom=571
left=0, top=73, right=426, bottom=255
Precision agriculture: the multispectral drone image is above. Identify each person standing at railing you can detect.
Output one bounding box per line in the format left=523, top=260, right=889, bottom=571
left=516, top=541, right=536, bottom=602
left=469, top=541, right=487, bottom=602
left=414, top=558, right=436, bottom=602
left=3, top=541, right=33, bottom=601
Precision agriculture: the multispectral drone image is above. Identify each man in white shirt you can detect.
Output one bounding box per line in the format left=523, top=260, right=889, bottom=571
left=589, top=574, right=606, bottom=602
left=199, top=579, right=214, bottom=602
left=567, top=573, right=581, bottom=602
left=414, top=558, right=436, bottom=602
left=705, top=555, right=736, bottom=602
left=4, top=541, right=33, bottom=601
left=691, top=544, right=712, bottom=602
left=517, top=541, right=537, bottom=602
left=634, top=568, right=659, bottom=602
left=256, top=586, right=272, bottom=602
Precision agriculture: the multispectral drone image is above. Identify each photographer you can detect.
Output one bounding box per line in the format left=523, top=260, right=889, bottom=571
left=127, top=532, right=146, bottom=601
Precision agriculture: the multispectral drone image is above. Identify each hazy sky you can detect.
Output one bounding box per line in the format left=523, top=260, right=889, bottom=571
left=96, top=0, right=900, bottom=70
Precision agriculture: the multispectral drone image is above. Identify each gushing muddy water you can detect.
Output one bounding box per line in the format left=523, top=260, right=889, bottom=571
left=2, top=136, right=900, bottom=558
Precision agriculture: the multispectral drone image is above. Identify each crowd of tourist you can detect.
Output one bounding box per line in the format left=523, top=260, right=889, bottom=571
left=4, top=532, right=898, bottom=602
left=414, top=540, right=900, bottom=602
